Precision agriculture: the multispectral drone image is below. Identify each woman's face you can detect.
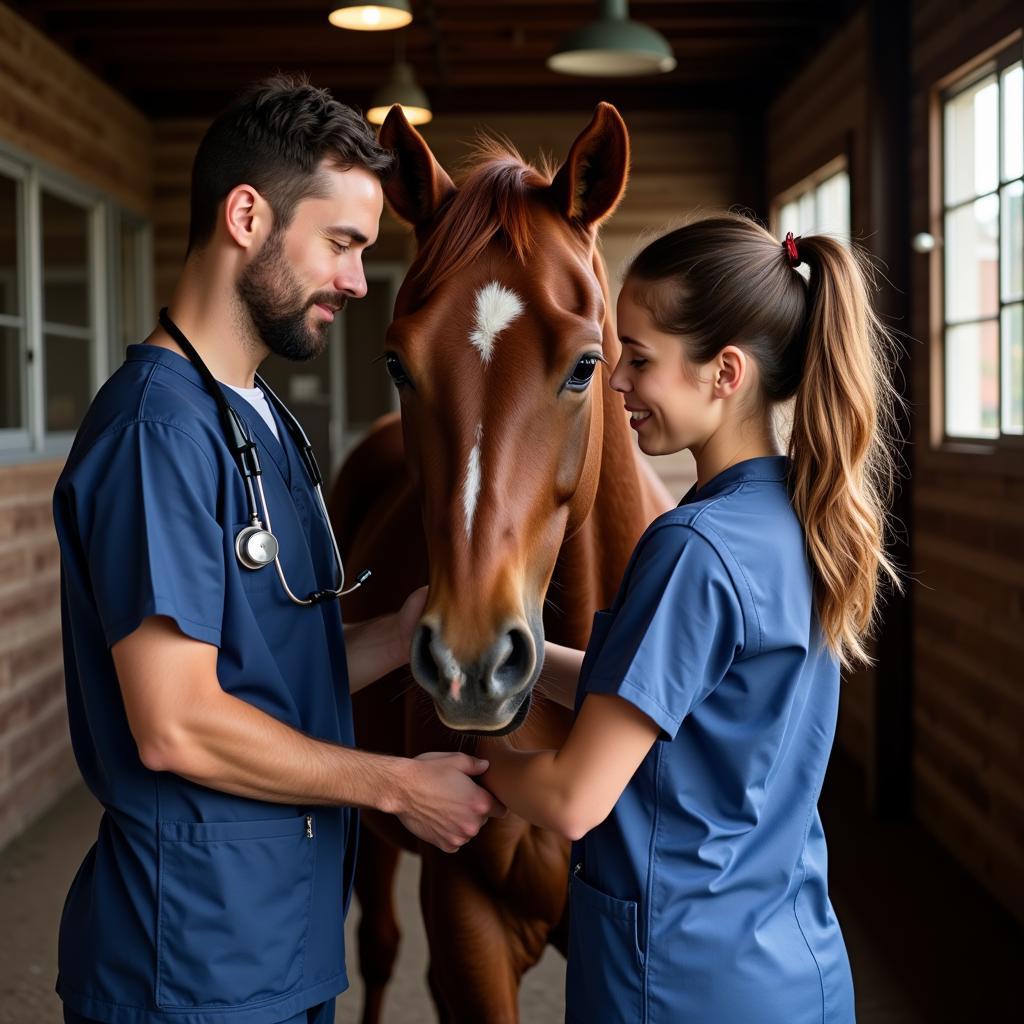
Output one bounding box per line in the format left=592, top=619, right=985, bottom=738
left=609, top=282, right=715, bottom=457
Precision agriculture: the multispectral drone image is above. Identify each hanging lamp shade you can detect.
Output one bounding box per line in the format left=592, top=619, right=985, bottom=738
left=328, top=1, right=412, bottom=31
left=547, top=0, right=676, bottom=77
left=367, top=61, right=432, bottom=125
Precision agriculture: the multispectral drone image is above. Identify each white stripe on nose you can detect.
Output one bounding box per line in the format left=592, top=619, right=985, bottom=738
left=462, top=423, right=483, bottom=541
left=470, top=281, right=524, bottom=364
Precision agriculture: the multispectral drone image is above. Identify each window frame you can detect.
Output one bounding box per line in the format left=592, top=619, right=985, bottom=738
left=0, top=149, right=31, bottom=453
left=0, top=138, right=151, bottom=465
left=932, top=34, right=1024, bottom=453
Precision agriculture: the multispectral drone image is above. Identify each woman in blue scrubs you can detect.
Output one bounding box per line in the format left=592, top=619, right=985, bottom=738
left=482, top=215, right=901, bottom=1023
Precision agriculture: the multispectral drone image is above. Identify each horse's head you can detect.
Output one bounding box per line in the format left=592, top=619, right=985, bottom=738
left=380, top=104, right=629, bottom=734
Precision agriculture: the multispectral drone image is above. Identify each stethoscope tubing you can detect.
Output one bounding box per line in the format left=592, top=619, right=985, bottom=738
left=157, top=308, right=369, bottom=605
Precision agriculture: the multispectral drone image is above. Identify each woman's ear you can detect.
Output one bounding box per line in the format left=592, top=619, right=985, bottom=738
left=712, top=346, right=748, bottom=398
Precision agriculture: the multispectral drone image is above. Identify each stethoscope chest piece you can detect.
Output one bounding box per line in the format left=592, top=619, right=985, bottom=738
left=235, top=524, right=280, bottom=570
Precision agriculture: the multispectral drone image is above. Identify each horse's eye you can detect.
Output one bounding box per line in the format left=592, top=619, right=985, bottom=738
left=385, top=352, right=411, bottom=389
left=565, top=354, right=601, bottom=392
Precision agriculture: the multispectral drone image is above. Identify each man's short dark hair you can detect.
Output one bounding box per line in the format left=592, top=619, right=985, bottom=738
left=187, top=74, right=396, bottom=253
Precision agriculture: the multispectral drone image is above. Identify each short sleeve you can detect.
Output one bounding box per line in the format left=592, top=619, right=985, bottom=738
left=583, top=525, right=744, bottom=740
left=74, top=420, right=226, bottom=649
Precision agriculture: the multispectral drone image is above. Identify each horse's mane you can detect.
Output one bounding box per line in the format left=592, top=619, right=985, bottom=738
left=414, top=137, right=571, bottom=294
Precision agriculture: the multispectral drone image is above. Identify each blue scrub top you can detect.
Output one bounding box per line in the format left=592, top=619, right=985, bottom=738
left=566, top=456, right=855, bottom=1024
left=52, top=344, right=357, bottom=1024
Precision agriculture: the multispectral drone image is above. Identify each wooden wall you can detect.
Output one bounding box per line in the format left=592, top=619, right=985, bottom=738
left=908, top=0, right=1024, bottom=921
left=0, top=4, right=151, bottom=849
left=0, top=4, right=151, bottom=214
left=766, top=0, right=1024, bottom=924
left=764, top=10, right=876, bottom=771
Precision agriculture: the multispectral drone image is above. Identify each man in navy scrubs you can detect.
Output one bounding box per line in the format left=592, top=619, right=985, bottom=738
left=52, top=77, right=502, bottom=1024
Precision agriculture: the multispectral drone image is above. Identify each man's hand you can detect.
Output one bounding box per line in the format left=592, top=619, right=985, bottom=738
left=392, top=752, right=506, bottom=853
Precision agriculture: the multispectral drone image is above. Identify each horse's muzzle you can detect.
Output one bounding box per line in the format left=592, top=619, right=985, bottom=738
left=410, top=617, right=540, bottom=732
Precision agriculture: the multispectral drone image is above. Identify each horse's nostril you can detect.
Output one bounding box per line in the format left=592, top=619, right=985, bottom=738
left=413, top=622, right=440, bottom=690
left=492, top=625, right=533, bottom=691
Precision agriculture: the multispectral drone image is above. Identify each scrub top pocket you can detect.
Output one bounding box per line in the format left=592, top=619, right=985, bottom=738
left=566, top=867, right=645, bottom=1023
left=156, top=814, right=316, bottom=1009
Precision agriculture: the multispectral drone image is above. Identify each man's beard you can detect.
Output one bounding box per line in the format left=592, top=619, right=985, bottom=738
left=236, top=228, right=346, bottom=362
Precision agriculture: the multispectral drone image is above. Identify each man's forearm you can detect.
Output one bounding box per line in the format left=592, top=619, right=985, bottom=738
left=149, top=683, right=406, bottom=810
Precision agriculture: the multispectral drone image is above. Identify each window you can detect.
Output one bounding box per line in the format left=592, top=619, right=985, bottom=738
left=772, top=157, right=852, bottom=247
left=42, top=188, right=96, bottom=434
left=0, top=143, right=151, bottom=460
left=941, top=44, right=1023, bottom=440
left=0, top=159, right=26, bottom=445
left=258, top=264, right=403, bottom=479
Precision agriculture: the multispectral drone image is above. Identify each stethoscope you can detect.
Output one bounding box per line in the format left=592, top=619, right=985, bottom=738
left=158, top=308, right=370, bottom=606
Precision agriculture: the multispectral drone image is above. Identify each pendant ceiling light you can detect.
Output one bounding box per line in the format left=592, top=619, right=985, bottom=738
left=328, top=1, right=412, bottom=31
left=548, top=0, right=676, bottom=77
left=367, top=35, right=432, bottom=126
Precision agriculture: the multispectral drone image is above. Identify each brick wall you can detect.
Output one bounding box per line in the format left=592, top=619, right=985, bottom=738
left=0, top=2, right=151, bottom=847
left=0, top=460, right=75, bottom=848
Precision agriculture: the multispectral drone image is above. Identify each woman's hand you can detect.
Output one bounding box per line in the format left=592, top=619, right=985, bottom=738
left=344, top=586, right=428, bottom=693
left=393, top=586, right=428, bottom=666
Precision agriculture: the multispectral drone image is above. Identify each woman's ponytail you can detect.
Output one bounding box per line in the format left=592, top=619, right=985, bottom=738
left=788, top=235, right=902, bottom=667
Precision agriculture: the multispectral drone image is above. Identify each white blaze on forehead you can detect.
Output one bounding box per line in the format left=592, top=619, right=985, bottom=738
left=470, top=281, right=524, bottom=364
left=462, top=423, right=484, bottom=541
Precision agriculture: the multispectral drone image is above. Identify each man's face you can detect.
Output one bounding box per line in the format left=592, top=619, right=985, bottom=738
left=237, top=163, right=384, bottom=361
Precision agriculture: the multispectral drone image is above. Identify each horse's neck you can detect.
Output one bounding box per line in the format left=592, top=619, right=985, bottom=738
left=546, top=251, right=673, bottom=648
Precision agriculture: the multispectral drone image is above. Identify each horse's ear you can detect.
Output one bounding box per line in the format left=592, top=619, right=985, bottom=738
left=378, top=105, right=456, bottom=233
left=549, top=102, right=629, bottom=228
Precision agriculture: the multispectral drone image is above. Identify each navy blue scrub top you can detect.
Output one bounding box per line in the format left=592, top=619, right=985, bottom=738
left=52, top=344, right=357, bottom=1024
left=566, top=456, right=855, bottom=1024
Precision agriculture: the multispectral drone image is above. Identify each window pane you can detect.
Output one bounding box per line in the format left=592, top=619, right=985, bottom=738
left=816, top=171, right=851, bottom=241
left=1003, top=303, right=1023, bottom=434
left=797, top=192, right=816, bottom=236
left=44, top=333, right=91, bottom=432
left=945, top=75, right=999, bottom=206
left=1003, top=62, right=1023, bottom=181
left=0, top=325, right=23, bottom=428
left=779, top=199, right=799, bottom=236
left=944, top=195, right=1000, bottom=322
left=42, top=191, right=90, bottom=328
left=0, top=174, right=20, bottom=318
left=945, top=320, right=999, bottom=438
left=1001, top=180, right=1023, bottom=303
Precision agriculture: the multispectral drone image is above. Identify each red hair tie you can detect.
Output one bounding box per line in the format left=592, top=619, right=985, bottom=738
left=783, top=231, right=802, bottom=268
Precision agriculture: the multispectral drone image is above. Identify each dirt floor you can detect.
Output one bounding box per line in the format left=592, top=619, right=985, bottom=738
left=2, top=754, right=1022, bottom=1023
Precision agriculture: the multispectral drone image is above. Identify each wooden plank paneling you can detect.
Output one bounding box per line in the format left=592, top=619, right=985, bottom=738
left=0, top=4, right=151, bottom=212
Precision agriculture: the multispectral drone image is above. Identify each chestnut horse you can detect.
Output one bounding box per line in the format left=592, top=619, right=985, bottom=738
left=329, top=104, right=671, bottom=1022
